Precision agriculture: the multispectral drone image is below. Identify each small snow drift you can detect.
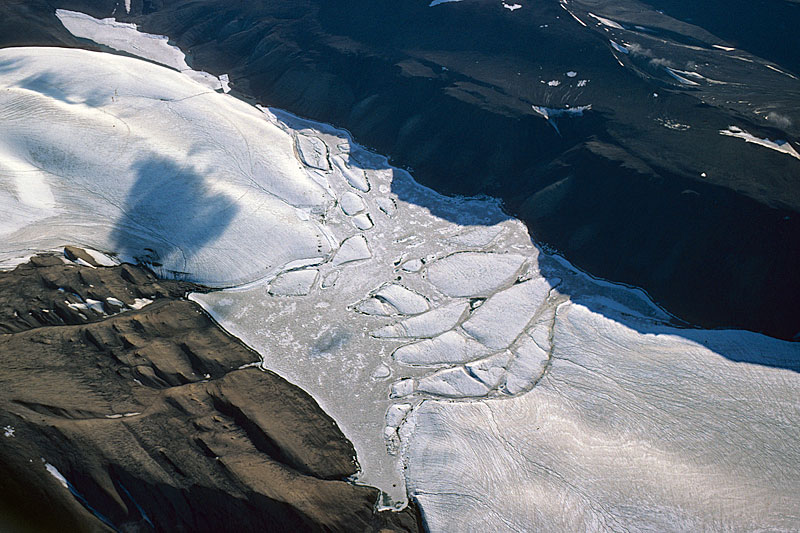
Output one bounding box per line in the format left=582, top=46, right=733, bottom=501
left=720, top=126, right=800, bottom=160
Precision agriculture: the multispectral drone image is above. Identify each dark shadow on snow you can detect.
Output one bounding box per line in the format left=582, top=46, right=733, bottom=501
left=109, top=156, right=239, bottom=279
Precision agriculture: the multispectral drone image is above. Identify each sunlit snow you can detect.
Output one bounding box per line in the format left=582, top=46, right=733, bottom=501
left=2, top=19, right=799, bottom=529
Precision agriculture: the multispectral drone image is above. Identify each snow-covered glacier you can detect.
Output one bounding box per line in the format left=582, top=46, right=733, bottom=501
left=0, top=47, right=333, bottom=286
left=1, top=35, right=799, bottom=531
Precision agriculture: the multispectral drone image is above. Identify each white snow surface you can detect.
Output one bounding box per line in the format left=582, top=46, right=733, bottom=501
left=0, top=47, right=333, bottom=287
left=3, top=35, right=800, bottom=529
left=720, top=126, right=800, bottom=160
left=426, top=251, right=526, bottom=297
left=405, top=305, right=800, bottom=531
left=44, top=462, right=69, bottom=489
left=588, top=12, right=625, bottom=29
left=55, top=10, right=230, bottom=93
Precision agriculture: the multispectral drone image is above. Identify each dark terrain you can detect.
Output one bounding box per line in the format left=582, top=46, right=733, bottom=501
left=1, top=0, right=799, bottom=339
left=0, top=250, right=421, bottom=532
left=9, top=0, right=799, bottom=339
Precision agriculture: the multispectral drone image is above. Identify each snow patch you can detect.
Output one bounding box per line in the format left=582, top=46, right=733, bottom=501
left=44, top=462, right=69, bottom=489
left=720, top=126, right=800, bottom=160
left=588, top=12, right=624, bottom=29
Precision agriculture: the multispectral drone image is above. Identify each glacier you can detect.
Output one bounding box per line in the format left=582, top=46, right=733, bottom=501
left=1, top=28, right=799, bottom=531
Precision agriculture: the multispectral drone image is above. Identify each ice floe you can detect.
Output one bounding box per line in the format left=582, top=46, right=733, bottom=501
left=295, top=133, right=330, bottom=171
left=352, top=213, right=374, bottom=230
left=269, top=269, right=319, bottom=296
left=461, top=278, right=553, bottom=349
left=393, top=330, right=492, bottom=366
left=339, top=192, right=366, bottom=215
left=426, top=252, right=526, bottom=297
left=466, top=350, right=512, bottom=389
left=417, top=366, right=489, bottom=397
left=445, top=225, right=504, bottom=247
left=332, top=235, right=371, bottom=266
left=372, top=301, right=469, bottom=339
left=372, top=284, right=429, bottom=315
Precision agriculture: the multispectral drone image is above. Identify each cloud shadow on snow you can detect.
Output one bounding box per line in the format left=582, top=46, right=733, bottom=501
left=109, top=156, right=239, bottom=280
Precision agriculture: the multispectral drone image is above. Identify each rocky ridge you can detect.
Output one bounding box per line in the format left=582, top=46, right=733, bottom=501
left=0, top=249, right=421, bottom=532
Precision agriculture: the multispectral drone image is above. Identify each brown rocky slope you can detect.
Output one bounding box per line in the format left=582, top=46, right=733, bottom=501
left=0, top=249, right=421, bottom=532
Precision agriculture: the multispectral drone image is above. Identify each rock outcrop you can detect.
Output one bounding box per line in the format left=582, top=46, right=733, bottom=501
left=0, top=250, right=420, bottom=532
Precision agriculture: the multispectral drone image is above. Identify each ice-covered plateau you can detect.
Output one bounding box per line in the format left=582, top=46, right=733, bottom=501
left=2, top=33, right=799, bottom=532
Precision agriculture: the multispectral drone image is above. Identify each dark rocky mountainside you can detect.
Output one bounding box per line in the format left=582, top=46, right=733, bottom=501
left=1, top=0, right=797, bottom=339
left=0, top=251, right=421, bottom=532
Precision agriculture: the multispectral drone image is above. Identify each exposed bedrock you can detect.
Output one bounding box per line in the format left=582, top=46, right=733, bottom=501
left=0, top=251, right=421, bottom=533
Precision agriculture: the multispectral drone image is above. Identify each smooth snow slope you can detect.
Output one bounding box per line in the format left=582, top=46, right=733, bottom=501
left=1, top=41, right=799, bottom=529
left=0, top=47, right=333, bottom=286
left=405, top=305, right=800, bottom=531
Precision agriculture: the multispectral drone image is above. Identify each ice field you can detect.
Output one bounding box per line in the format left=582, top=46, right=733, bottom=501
left=1, top=23, right=799, bottom=530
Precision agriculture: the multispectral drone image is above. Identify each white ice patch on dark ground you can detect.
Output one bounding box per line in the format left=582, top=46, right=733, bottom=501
left=3, top=28, right=800, bottom=528
left=720, top=126, right=800, bottom=160
left=665, top=66, right=701, bottom=86
left=588, top=12, right=625, bottom=30
left=3, top=425, right=14, bottom=437
left=44, top=462, right=69, bottom=489
left=610, top=40, right=629, bottom=54
left=532, top=104, right=592, bottom=135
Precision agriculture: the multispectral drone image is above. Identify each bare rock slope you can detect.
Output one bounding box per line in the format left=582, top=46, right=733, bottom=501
left=0, top=250, right=420, bottom=533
